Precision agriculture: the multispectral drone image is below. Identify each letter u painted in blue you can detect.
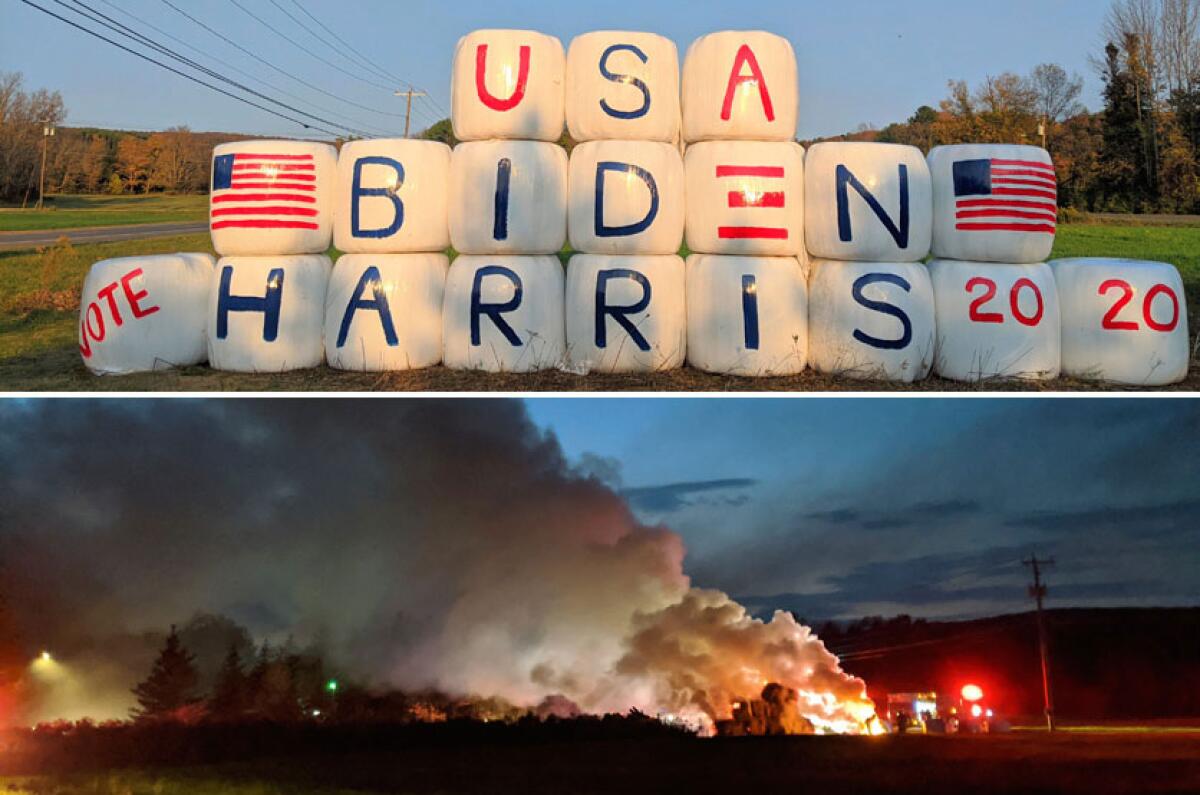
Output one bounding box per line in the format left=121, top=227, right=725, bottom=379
left=836, top=164, right=910, bottom=248
left=337, top=266, right=399, bottom=348
left=351, top=156, right=404, bottom=238
left=741, top=274, right=760, bottom=350
left=595, top=269, right=651, bottom=351
left=470, top=265, right=523, bottom=347
left=599, top=43, right=650, bottom=120
left=595, top=162, right=659, bottom=238
left=851, top=273, right=913, bottom=350
left=216, top=265, right=283, bottom=342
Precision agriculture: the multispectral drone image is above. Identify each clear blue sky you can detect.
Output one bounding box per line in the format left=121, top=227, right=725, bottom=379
left=3, top=0, right=1104, bottom=139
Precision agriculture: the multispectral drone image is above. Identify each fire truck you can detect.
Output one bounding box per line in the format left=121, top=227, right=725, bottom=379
left=883, top=684, right=999, bottom=734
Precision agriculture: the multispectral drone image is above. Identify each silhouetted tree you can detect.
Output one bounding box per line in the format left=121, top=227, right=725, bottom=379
left=131, top=625, right=199, bottom=719
left=208, top=643, right=248, bottom=720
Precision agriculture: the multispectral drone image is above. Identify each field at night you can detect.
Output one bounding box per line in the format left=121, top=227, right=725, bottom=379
left=3, top=730, right=1200, bottom=795
left=2, top=400, right=1197, bottom=794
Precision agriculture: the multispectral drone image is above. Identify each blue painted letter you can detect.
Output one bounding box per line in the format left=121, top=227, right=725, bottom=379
left=598, top=43, right=650, bottom=120
left=595, top=269, right=651, bottom=351
left=493, top=158, right=512, bottom=241
left=471, top=265, right=523, bottom=347
left=216, top=265, right=284, bottom=342
left=836, top=164, right=910, bottom=249
left=337, top=266, right=399, bottom=348
left=595, top=162, right=659, bottom=238
left=851, top=272, right=912, bottom=350
left=741, top=274, right=760, bottom=350
left=351, top=156, right=404, bottom=239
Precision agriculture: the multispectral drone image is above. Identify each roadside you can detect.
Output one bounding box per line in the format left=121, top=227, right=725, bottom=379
left=0, top=194, right=207, bottom=232
left=0, top=221, right=208, bottom=252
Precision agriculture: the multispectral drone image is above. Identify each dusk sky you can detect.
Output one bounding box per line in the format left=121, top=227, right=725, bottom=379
left=3, top=398, right=1196, bottom=631
left=4, top=0, right=1104, bottom=139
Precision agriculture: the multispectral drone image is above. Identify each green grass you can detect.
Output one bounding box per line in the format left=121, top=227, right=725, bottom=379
left=0, top=194, right=208, bottom=231
left=0, top=224, right=1197, bottom=391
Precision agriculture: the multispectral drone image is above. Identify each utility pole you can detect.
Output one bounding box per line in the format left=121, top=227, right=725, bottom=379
left=36, top=120, right=56, bottom=210
left=395, top=88, right=428, bottom=138
left=1023, top=554, right=1056, bottom=732
left=1038, top=118, right=1047, bottom=151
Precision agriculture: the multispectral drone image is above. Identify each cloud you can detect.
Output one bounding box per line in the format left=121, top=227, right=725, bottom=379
left=620, top=478, right=758, bottom=513
left=1007, top=499, right=1200, bottom=537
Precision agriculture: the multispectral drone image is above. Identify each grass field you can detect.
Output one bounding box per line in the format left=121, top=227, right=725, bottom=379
left=0, top=194, right=208, bottom=232
left=4, top=733, right=1199, bottom=795
left=1, top=224, right=1197, bottom=391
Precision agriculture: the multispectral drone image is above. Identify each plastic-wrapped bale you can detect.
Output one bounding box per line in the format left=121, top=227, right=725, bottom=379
left=928, top=144, right=1057, bottom=264
left=324, top=254, right=448, bottom=372
left=929, top=259, right=1061, bottom=382
left=804, top=142, right=932, bottom=262
left=568, top=140, right=684, bottom=255
left=451, top=29, right=565, bottom=142
left=1050, top=258, right=1189, bottom=386
left=686, top=254, right=807, bottom=376
left=79, top=253, right=214, bottom=375
left=209, top=140, right=336, bottom=256
left=206, top=255, right=331, bottom=373
left=684, top=141, right=804, bottom=257
left=566, top=254, right=685, bottom=373
left=334, top=139, right=451, bottom=254
left=449, top=140, right=568, bottom=255
left=565, top=31, right=680, bottom=143
left=682, top=30, right=798, bottom=143
left=442, top=255, right=565, bottom=372
left=807, top=260, right=935, bottom=382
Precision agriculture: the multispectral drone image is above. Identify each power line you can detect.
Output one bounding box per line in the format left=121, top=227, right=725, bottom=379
left=158, top=0, right=414, bottom=126
left=17, top=0, right=345, bottom=138
left=92, top=0, right=393, bottom=136
left=269, top=0, right=403, bottom=89
left=57, top=0, right=377, bottom=138
left=264, top=0, right=438, bottom=129
left=286, top=0, right=448, bottom=121
left=226, top=0, right=398, bottom=94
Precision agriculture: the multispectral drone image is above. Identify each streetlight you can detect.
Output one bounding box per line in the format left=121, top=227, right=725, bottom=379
left=36, top=121, right=56, bottom=210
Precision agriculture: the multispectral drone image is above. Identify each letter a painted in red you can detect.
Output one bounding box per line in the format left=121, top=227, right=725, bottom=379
left=476, top=44, right=531, bottom=111
left=721, top=44, right=775, bottom=122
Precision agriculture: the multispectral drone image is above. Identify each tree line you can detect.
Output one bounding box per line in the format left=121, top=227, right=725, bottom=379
left=817, top=0, right=1200, bottom=214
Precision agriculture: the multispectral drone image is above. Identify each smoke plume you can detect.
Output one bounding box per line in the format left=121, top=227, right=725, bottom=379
left=0, top=400, right=873, bottom=731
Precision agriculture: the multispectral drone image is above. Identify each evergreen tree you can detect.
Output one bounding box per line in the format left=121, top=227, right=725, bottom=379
left=1099, top=42, right=1149, bottom=209
left=208, top=642, right=248, bottom=720
left=131, top=625, right=199, bottom=719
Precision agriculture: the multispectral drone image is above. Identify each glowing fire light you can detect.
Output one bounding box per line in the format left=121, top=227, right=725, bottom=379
left=40, top=651, right=52, bottom=663
left=961, top=683, right=984, bottom=702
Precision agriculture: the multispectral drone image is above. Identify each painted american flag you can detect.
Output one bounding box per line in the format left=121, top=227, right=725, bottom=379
left=210, top=151, right=320, bottom=231
left=952, top=157, right=1057, bottom=235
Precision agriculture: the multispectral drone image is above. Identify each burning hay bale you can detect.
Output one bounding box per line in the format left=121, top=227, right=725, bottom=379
left=716, top=683, right=816, bottom=737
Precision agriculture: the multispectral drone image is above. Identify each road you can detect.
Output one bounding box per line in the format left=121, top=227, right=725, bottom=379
left=0, top=221, right=207, bottom=252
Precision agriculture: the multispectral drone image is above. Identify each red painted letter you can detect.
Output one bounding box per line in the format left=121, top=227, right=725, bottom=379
left=120, top=268, right=160, bottom=319
left=476, top=44, right=531, bottom=111
left=97, top=281, right=124, bottom=327
left=721, top=45, right=775, bottom=122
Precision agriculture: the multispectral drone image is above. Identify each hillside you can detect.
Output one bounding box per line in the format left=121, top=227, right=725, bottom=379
left=824, top=608, right=1200, bottom=720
